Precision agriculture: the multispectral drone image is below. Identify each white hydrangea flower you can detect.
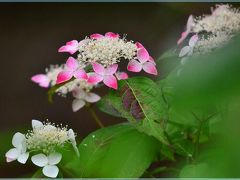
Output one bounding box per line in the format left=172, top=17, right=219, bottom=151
left=27, top=120, right=79, bottom=156
left=6, top=119, right=79, bottom=178
left=178, top=4, right=240, bottom=58
left=31, top=152, right=62, bottom=178
left=72, top=87, right=101, bottom=112
left=179, top=34, right=199, bottom=58
left=5, top=132, right=29, bottom=164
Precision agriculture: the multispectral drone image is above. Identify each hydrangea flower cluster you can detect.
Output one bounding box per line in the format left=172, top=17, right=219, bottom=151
left=31, top=63, right=101, bottom=112
left=5, top=120, right=78, bottom=178
left=178, top=4, right=240, bottom=63
left=57, top=32, right=157, bottom=90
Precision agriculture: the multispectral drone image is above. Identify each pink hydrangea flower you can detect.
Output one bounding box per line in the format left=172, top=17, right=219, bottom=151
left=177, top=15, right=194, bottom=45
left=115, top=71, right=128, bottom=80
left=90, top=32, right=119, bottom=39
left=58, top=40, right=79, bottom=54
left=127, top=43, right=157, bottom=75
left=56, top=57, right=88, bottom=84
left=31, top=74, right=50, bottom=88
left=88, top=62, right=118, bottom=90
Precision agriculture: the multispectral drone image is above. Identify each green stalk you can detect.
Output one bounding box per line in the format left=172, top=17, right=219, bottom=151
left=86, top=104, right=104, bottom=128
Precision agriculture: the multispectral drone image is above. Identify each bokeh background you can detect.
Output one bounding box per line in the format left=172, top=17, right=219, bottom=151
left=0, top=3, right=238, bottom=177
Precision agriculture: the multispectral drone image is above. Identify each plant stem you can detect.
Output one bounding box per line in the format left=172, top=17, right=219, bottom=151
left=86, top=104, right=104, bottom=128
left=194, top=120, right=203, bottom=160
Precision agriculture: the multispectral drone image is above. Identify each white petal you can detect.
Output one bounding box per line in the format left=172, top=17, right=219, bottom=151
left=17, top=152, right=29, bottom=164
left=67, top=129, right=80, bottom=157
left=32, top=119, right=43, bottom=129
left=68, top=129, right=75, bottom=141
left=85, top=93, right=101, bottom=103
left=12, top=132, right=25, bottom=148
left=43, top=165, right=59, bottom=178
left=179, top=46, right=191, bottom=57
left=31, top=154, right=48, bottom=167
left=72, top=99, right=86, bottom=112
left=48, top=152, right=62, bottom=165
left=5, top=148, right=20, bottom=161
left=189, top=34, right=198, bottom=47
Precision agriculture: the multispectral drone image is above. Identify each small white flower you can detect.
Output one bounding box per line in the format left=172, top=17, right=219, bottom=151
left=72, top=88, right=101, bottom=112
left=5, top=132, right=29, bottom=164
left=179, top=34, right=198, bottom=58
left=31, top=152, right=62, bottom=178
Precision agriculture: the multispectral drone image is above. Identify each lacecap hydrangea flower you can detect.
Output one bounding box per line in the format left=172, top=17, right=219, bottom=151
left=31, top=64, right=102, bottom=112
left=178, top=4, right=240, bottom=63
left=5, top=119, right=79, bottom=178
left=57, top=32, right=157, bottom=90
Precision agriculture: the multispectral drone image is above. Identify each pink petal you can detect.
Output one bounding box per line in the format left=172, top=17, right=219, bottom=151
left=142, top=62, right=158, bottom=75
left=88, top=73, right=103, bottom=85
left=116, top=72, right=128, bottom=80
left=127, top=60, right=142, bottom=72
left=31, top=74, right=50, bottom=88
left=73, top=69, right=88, bottom=80
left=90, top=33, right=104, bottom=39
left=103, top=75, right=118, bottom=90
left=137, top=48, right=150, bottom=63
left=148, top=56, right=156, bottom=65
left=58, top=40, right=78, bottom=55
left=56, top=71, right=73, bottom=84
left=177, top=31, right=188, bottom=45
left=105, top=32, right=119, bottom=39
left=92, top=62, right=105, bottom=75
left=105, top=64, right=118, bottom=75
left=66, top=57, right=78, bottom=71
left=135, top=42, right=144, bottom=49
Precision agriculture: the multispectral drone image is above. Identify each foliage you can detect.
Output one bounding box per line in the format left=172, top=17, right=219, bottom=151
left=66, top=123, right=160, bottom=178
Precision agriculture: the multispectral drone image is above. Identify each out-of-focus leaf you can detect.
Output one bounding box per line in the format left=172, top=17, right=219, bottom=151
left=170, top=35, right=240, bottom=108
left=179, top=163, right=209, bottom=178
left=66, top=123, right=160, bottom=178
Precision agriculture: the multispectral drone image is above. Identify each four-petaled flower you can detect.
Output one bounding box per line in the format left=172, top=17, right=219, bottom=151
left=72, top=88, right=101, bottom=112
left=179, top=34, right=198, bottom=58
left=88, top=62, right=118, bottom=89
left=127, top=42, right=157, bottom=75
left=5, top=132, right=29, bottom=164
left=31, top=153, right=62, bottom=178
left=58, top=40, right=79, bottom=54
left=56, top=57, right=88, bottom=84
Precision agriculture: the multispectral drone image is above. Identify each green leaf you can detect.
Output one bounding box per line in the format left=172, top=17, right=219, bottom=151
left=96, top=91, right=123, bottom=118
left=66, top=123, right=160, bottom=178
left=179, top=163, right=209, bottom=178
left=97, top=77, right=169, bottom=144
